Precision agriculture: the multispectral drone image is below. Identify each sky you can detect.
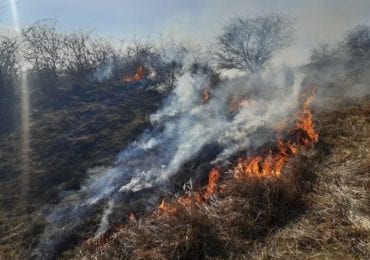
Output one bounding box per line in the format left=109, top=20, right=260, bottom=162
left=1, top=0, right=370, bottom=65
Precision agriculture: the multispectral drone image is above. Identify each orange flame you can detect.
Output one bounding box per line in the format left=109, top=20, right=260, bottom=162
left=202, top=88, right=210, bottom=103
left=234, top=91, right=318, bottom=179
left=293, top=91, right=319, bottom=144
left=159, top=199, right=167, bottom=210
left=158, top=199, right=177, bottom=215
left=123, top=65, right=145, bottom=83
left=203, top=167, right=220, bottom=199
left=158, top=167, right=221, bottom=215
left=159, top=91, right=318, bottom=212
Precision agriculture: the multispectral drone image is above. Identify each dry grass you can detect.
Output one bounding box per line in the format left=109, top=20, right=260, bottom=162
left=75, top=160, right=315, bottom=260
left=252, top=100, right=370, bottom=259
left=0, top=87, right=163, bottom=259
left=76, top=98, right=370, bottom=260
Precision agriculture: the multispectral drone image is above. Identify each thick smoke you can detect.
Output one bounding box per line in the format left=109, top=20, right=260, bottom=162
left=32, top=65, right=303, bottom=258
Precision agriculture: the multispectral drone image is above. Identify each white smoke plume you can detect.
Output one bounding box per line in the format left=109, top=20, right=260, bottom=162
left=91, top=57, right=113, bottom=82
left=32, top=65, right=303, bottom=258
left=94, top=199, right=114, bottom=239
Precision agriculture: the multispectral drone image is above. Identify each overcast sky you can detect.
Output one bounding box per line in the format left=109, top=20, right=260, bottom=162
left=1, top=0, right=370, bottom=65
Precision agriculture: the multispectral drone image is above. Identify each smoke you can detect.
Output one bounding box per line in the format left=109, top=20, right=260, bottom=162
left=91, top=57, right=113, bottom=82
left=94, top=199, right=114, bottom=239
left=303, top=38, right=370, bottom=111
left=32, top=64, right=304, bottom=258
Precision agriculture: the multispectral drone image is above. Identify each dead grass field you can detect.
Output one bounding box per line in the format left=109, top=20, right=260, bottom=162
left=77, top=97, right=370, bottom=259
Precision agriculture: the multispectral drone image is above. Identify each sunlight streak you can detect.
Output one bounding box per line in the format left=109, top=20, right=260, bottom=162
left=10, top=0, right=31, bottom=197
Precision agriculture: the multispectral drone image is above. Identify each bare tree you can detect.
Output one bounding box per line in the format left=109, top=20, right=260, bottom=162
left=158, top=41, right=188, bottom=90
left=63, top=30, right=95, bottom=78
left=23, top=20, right=64, bottom=78
left=308, top=43, right=341, bottom=67
left=215, top=12, right=294, bottom=73
left=346, top=25, right=370, bottom=58
left=90, top=37, right=114, bottom=68
left=0, top=34, right=19, bottom=85
left=0, top=33, right=19, bottom=130
left=116, top=40, right=165, bottom=83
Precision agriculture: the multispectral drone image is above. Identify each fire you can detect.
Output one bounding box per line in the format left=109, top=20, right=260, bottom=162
left=158, top=167, right=220, bottom=215
left=158, top=199, right=177, bottom=215
left=203, top=167, right=220, bottom=199
left=123, top=65, right=145, bottom=83
left=234, top=143, right=298, bottom=179
left=159, top=91, right=318, bottom=212
left=202, top=88, right=210, bottom=103
left=293, top=91, right=319, bottom=144
left=159, top=199, right=167, bottom=210
left=229, top=96, right=254, bottom=112
left=234, top=91, right=318, bottom=179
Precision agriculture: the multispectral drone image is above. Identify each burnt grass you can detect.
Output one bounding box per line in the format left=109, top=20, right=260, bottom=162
left=75, top=97, right=369, bottom=259
left=0, top=82, right=165, bottom=258
left=0, top=79, right=369, bottom=259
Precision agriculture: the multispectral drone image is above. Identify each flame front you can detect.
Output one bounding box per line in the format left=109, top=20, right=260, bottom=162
left=294, top=91, right=319, bottom=144
left=235, top=91, right=318, bottom=179
left=158, top=167, right=220, bottom=215
left=159, top=91, right=318, bottom=213
left=234, top=143, right=298, bottom=179
left=204, top=167, right=220, bottom=199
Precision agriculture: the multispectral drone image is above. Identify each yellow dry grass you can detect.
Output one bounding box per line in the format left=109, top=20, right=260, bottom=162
left=77, top=98, right=370, bottom=260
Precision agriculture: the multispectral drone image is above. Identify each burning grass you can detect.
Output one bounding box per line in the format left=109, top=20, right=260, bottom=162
left=75, top=96, right=370, bottom=259
left=122, top=65, right=146, bottom=83
left=235, top=90, right=318, bottom=179
left=157, top=90, right=319, bottom=220
left=77, top=154, right=316, bottom=259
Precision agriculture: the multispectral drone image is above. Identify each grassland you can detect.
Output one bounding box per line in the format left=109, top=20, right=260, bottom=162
left=76, top=96, right=370, bottom=259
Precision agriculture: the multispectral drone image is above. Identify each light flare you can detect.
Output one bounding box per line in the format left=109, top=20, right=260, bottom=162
left=10, top=0, right=31, bottom=197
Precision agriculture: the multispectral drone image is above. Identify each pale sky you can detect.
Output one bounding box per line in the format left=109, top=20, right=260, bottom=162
left=1, top=0, right=370, bottom=65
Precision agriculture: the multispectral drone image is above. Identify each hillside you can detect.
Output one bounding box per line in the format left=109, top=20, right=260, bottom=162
left=1, top=6, right=370, bottom=260
left=74, top=95, right=370, bottom=259
left=0, top=84, right=165, bottom=258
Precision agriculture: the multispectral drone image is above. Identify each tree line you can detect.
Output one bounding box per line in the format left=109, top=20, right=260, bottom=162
left=1, top=12, right=369, bottom=132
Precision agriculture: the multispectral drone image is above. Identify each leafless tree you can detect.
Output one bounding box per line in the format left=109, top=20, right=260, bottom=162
left=308, top=43, right=341, bottom=67
left=90, top=37, right=114, bottom=67
left=0, top=33, right=19, bottom=130
left=63, top=30, right=95, bottom=78
left=126, top=40, right=162, bottom=68
left=158, top=41, right=188, bottom=90
left=0, top=34, right=19, bottom=84
left=346, top=25, right=370, bottom=58
left=23, top=20, right=64, bottom=78
left=63, top=31, right=116, bottom=79
left=117, top=40, right=164, bottom=82
left=215, top=12, right=294, bottom=73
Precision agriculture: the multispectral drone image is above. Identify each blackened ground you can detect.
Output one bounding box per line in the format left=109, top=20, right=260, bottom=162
left=75, top=96, right=369, bottom=259
left=0, top=82, right=165, bottom=258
